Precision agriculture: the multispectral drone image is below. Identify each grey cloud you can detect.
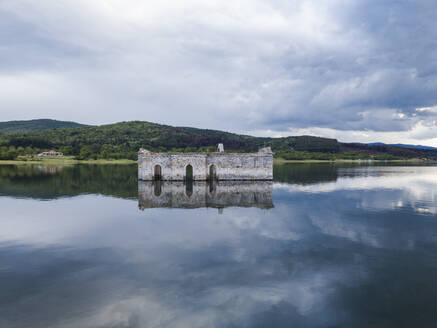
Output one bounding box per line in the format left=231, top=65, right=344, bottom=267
left=0, top=0, right=437, bottom=137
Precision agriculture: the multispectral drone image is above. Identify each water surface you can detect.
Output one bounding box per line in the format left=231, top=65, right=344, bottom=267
left=1, top=163, right=437, bottom=327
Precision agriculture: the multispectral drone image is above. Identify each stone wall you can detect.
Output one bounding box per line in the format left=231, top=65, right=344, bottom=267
left=206, top=153, right=272, bottom=180
left=138, top=153, right=208, bottom=180
left=138, top=151, right=273, bottom=181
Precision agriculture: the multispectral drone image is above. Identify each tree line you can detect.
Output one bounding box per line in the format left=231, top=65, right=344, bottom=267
left=0, top=121, right=435, bottom=161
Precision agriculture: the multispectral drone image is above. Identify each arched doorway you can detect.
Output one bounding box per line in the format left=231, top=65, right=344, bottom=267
left=153, top=165, right=162, bottom=180
left=185, top=164, right=193, bottom=181
left=209, top=164, right=217, bottom=180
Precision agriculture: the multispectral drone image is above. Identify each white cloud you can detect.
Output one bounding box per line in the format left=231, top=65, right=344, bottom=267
left=416, top=106, right=437, bottom=113
left=1, top=0, right=437, bottom=144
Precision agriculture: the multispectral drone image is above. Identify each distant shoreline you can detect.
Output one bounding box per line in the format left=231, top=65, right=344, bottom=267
left=0, top=158, right=433, bottom=165
left=0, top=158, right=137, bottom=165
left=273, top=158, right=433, bottom=164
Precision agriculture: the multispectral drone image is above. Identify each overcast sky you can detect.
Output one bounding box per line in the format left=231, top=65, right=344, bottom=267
left=1, top=0, right=437, bottom=145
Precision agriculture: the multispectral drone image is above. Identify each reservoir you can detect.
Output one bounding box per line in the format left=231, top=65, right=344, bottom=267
left=1, top=163, right=437, bottom=327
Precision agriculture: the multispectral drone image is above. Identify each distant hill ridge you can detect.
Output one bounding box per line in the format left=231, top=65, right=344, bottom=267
left=0, top=119, right=436, bottom=160
left=365, top=142, right=437, bottom=151
left=0, top=119, right=88, bottom=132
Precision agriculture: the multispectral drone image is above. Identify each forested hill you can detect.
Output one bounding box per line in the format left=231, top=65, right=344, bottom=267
left=0, top=119, right=87, bottom=132
left=0, top=120, right=436, bottom=160
left=0, top=121, right=338, bottom=159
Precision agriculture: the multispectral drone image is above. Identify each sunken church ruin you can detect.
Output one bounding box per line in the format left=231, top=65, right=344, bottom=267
left=138, top=144, right=273, bottom=181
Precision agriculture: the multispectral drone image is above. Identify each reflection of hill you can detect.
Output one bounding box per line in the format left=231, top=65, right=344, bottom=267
left=138, top=181, right=273, bottom=210
left=0, top=165, right=138, bottom=200
left=274, top=163, right=338, bottom=185
left=2, top=163, right=410, bottom=201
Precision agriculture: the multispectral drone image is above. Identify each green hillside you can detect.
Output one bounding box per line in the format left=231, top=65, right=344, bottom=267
left=0, top=119, right=87, bottom=132
left=0, top=120, right=338, bottom=160
left=0, top=119, right=435, bottom=161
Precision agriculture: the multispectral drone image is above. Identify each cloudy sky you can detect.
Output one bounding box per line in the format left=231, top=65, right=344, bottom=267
left=1, top=0, right=437, bottom=145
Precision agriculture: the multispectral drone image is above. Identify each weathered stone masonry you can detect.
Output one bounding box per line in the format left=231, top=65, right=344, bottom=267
left=138, top=146, right=273, bottom=181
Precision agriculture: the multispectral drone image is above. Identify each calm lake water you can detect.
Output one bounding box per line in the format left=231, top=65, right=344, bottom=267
left=1, top=163, right=437, bottom=327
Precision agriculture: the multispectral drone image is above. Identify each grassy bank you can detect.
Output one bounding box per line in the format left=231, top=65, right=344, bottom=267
left=273, top=158, right=432, bottom=164
left=0, top=157, right=136, bottom=165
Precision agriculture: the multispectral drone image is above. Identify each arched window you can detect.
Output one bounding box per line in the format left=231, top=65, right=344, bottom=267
left=186, top=164, right=193, bottom=181
left=154, top=165, right=162, bottom=180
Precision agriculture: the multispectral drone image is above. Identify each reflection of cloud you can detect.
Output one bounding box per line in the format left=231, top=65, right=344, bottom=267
left=2, top=166, right=437, bottom=326
left=275, top=166, right=437, bottom=215
left=0, top=240, right=367, bottom=328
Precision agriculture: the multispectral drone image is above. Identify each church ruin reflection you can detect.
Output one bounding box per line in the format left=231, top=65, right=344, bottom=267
left=138, top=181, right=273, bottom=211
